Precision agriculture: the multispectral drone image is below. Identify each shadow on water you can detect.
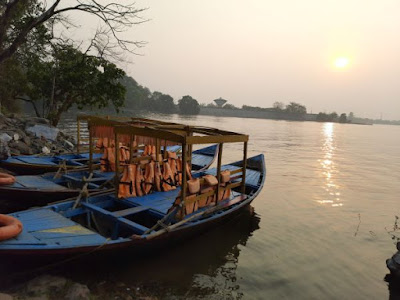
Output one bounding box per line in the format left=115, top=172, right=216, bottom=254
left=0, top=206, right=260, bottom=298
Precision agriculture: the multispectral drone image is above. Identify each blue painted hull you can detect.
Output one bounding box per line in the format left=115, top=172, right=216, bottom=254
left=0, top=153, right=103, bottom=175
left=0, top=154, right=265, bottom=257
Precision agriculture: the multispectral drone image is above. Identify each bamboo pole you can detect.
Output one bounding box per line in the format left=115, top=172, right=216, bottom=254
left=129, top=134, right=133, bottom=164
left=215, top=143, right=223, bottom=205
left=88, top=124, right=93, bottom=172
left=115, top=131, right=120, bottom=199
left=181, top=141, right=187, bottom=217
left=241, top=141, right=248, bottom=195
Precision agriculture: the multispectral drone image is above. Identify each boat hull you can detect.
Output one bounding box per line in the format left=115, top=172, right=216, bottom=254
left=0, top=199, right=254, bottom=257
left=0, top=154, right=266, bottom=258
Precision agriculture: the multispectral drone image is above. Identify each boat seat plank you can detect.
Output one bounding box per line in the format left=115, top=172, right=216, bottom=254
left=113, top=206, right=150, bottom=217
left=42, top=234, right=108, bottom=246
left=117, top=218, right=149, bottom=234
left=31, top=225, right=98, bottom=240
left=13, top=209, right=78, bottom=231
left=16, top=157, right=58, bottom=165
left=14, top=176, right=68, bottom=190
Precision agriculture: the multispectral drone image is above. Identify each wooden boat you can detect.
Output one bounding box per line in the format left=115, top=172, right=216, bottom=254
left=0, top=145, right=216, bottom=211
left=0, top=152, right=103, bottom=175
left=0, top=115, right=185, bottom=175
left=0, top=121, right=265, bottom=257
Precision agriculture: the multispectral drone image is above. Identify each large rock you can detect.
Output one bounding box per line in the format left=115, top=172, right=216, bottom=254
left=0, top=139, right=11, bottom=160
left=65, top=283, right=90, bottom=300
left=8, top=141, right=32, bottom=155
left=0, top=292, right=13, bottom=300
left=26, top=275, right=67, bottom=297
left=0, top=133, right=12, bottom=143
left=26, top=125, right=59, bottom=141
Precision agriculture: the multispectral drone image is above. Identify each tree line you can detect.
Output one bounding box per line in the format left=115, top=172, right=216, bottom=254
left=0, top=1, right=201, bottom=126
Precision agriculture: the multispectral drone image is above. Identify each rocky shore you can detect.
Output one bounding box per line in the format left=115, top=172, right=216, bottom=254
left=0, top=114, right=76, bottom=160
left=0, top=274, right=161, bottom=300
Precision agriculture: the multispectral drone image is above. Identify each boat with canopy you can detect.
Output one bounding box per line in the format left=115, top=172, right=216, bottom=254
left=0, top=117, right=218, bottom=211
left=0, top=120, right=265, bottom=256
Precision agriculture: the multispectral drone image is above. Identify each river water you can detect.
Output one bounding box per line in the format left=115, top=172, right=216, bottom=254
left=12, top=113, right=400, bottom=298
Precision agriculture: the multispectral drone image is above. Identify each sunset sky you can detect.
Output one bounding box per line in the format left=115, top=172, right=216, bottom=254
left=78, top=0, right=400, bottom=119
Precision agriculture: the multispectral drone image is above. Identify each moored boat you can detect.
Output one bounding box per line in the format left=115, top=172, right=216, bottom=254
left=0, top=121, right=265, bottom=257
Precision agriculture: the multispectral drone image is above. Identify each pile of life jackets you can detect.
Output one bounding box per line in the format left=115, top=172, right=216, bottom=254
left=170, top=170, right=232, bottom=219
left=118, top=151, right=193, bottom=199
left=97, top=138, right=137, bottom=172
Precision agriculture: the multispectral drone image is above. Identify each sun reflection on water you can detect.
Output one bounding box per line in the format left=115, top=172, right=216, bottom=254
left=317, top=123, right=343, bottom=207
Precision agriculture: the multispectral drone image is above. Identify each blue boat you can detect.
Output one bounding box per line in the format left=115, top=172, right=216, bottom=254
left=0, top=154, right=265, bottom=257
left=0, top=121, right=265, bottom=257
left=0, top=152, right=104, bottom=175
left=0, top=145, right=217, bottom=212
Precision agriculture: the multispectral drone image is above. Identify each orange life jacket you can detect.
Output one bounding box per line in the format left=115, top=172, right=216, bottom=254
left=143, top=161, right=155, bottom=194
left=154, top=162, right=162, bottom=192
left=135, top=164, right=144, bottom=197
left=162, top=161, right=176, bottom=191
left=127, top=164, right=137, bottom=197
left=118, top=166, right=129, bottom=198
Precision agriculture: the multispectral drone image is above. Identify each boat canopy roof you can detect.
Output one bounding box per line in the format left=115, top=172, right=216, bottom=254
left=82, top=115, right=248, bottom=145
left=114, top=122, right=249, bottom=145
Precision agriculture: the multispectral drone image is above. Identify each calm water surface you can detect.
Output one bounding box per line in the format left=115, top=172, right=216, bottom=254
left=14, top=114, right=400, bottom=298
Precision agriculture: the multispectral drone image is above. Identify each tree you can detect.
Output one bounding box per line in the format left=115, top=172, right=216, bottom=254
left=148, top=91, right=175, bottom=113
left=339, top=113, right=347, bottom=123
left=0, top=1, right=146, bottom=65
left=273, top=101, right=285, bottom=111
left=120, top=76, right=151, bottom=110
left=19, top=44, right=126, bottom=126
left=285, top=102, right=307, bottom=115
left=178, top=96, right=200, bottom=115
left=329, top=112, right=338, bottom=121
left=223, top=103, right=238, bottom=110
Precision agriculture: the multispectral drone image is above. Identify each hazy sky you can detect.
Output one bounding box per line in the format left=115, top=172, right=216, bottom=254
left=77, top=0, right=400, bottom=119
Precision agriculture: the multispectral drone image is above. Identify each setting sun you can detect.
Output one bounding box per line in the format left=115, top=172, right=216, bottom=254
left=334, top=57, right=350, bottom=68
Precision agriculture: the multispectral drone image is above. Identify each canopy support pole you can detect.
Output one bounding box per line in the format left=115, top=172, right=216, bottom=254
left=241, top=141, right=248, bottom=195
left=215, top=143, right=223, bottom=205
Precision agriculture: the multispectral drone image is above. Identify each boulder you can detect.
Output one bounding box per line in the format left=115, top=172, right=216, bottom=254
left=0, top=139, right=11, bottom=160
left=41, top=146, right=50, bottom=154
left=0, top=292, right=13, bottom=300
left=8, top=141, right=32, bottom=155
left=65, top=283, right=90, bottom=300
left=26, top=125, right=59, bottom=141
left=26, top=275, right=67, bottom=297
left=0, top=133, right=12, bottom=143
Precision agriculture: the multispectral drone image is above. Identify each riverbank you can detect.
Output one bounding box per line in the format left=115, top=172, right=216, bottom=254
left=0, top=113, right=76, bottom=160
left=0, top=274, right=160, bottom=300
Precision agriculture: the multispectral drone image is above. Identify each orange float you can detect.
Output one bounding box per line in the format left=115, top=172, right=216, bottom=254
left=0, top=214, right=23, bottom=241
left=0, top=173, right=15, bottom=186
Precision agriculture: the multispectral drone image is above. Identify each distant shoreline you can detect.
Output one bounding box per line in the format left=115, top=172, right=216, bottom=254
left=198, top=107, right=399, bottom=126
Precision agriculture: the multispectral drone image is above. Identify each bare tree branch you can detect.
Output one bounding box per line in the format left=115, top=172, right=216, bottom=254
left=0, top=0, right=147, bottom=64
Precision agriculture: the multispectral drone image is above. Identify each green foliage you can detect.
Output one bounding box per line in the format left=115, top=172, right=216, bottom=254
left=120, top=76, right=152, bottom=110
left=273, top=101, right=285, bottom=111
left=178, top=96, right=200, bottom=115
left=339, top=113, right=347, bottom=123
left=316, top=112, right=340, bottom=122
left=223, top=103, right=238, bottom=110
left=24, top=44, right=126, bottom=126
left=242, top=105, right=275, bottom=112
left=285, top=102, right=307, bottom=115
left=147, top=91, right=176, bottom=113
